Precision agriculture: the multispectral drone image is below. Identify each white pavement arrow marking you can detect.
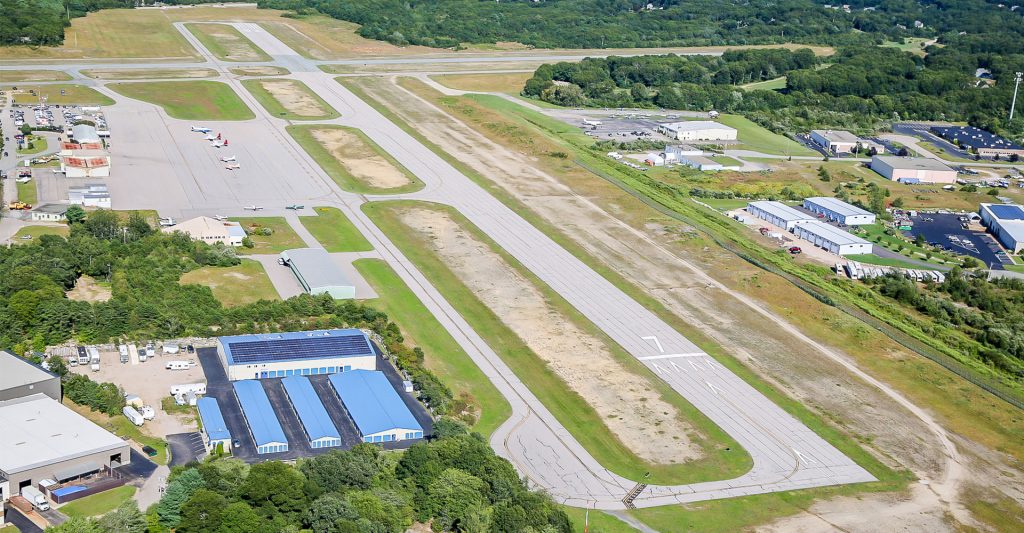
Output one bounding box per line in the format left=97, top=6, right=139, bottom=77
left=705, top=358, right=716, bottom=370
left=652, top=363, right=667, bottom=375
left=793, top=448, right=814, bottom=466
left=690, top=360, right=701, bottom=372
left=669, top=361, right=682, bottom=373
left=641, top=335, right=664, bottom=353
left=706, top=381, right=722, bottom=395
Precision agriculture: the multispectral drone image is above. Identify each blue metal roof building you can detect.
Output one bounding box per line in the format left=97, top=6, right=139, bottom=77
left=232, top=380, right=289, bottom=454
left=329, top=370, right=423, bottom=443
left=281, top=376, right=341, bottom=449
left=196, top=397, right=232, bottom=450
left=218, top=329, right=377, bottom=381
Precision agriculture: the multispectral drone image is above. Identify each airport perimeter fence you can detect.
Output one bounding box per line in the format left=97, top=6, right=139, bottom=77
left=577, top=159, right=1024, bottom=410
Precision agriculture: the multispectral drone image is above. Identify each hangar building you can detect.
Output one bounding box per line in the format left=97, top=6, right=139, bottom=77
left=869, top=156, right=957, bottom=184
left=747, top=201, right=814, bottom=231
left=793, top=220, right=873, bottom=256
left=281, top=376, right=342, bottom=449
left=802, top=197, right=877, bottom=225
left=0, top=350, right=61, bottom=402
left=196, top=397, right=232, bottom=452
left=0, top=394, right=130, bottom=504
left=218, top=329, right=377, bottom=381
left=657, top=121, right=738, bottom=142
left=980, top=203, right=1024, bottom=253
left=280, top=248, right=356, bottom=299
left=233, top=380, right=288, bottom=455
left=329, top=370, right=423, bottom=444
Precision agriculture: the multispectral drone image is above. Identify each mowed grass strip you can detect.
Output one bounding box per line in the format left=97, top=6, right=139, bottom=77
left=63, top=399, right=169, bottom=465
left=230, top=66, right=290, bottom=77
left=354, top=258, right=512, bottom=435
left=298, top=207, right=372, bottom=252
left=1, top=70, right=72, bottom=82
left=180, top=259, right=280, bottom=306
left=430, top=72, right=534, bottom=93
left=185, top=23, right=271, bottom=62
left=288, top=124, right=424, bottom=194
left=16, top=178, right=38, bottom=204
left=59, top=486, right=135, bottom=519
left=109, top=81, right=254, bottom=120
left=241, top=78, right=340, bottom=120
left=11, top=225, right=69, bottom=241
left=364, top=200, right=751, bottom=485
left=6, top=84, right=114, bottom=106
left=229, top=216, right=305, bottom=254
left=81, top=68, right=218, bottom=80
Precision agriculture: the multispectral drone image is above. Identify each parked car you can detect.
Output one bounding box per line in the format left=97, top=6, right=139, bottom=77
left=788, top=246, right=802, bottom=254
left=142, top=445, right=158, bottom=457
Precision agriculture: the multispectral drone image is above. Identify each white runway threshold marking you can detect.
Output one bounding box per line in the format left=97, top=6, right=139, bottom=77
left=638, top=352, right=706, bottom=360
left=641, top=335, right=665, bottom=353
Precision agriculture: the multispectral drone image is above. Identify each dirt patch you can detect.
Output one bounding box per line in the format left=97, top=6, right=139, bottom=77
left=195, top=24, right=266, bottom=61
left=397, top=206, right=701, bottom=465
left=67, top=275, right=112, bottom=302
left=231, top=66, right=289, bottom=77
left=310, top=128, right=412, bottom=189
left=259, top=79, right=329, bottom=117
left=761, top=484, right=955, bottom=532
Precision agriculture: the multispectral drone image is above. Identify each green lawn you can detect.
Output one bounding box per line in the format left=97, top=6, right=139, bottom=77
left=241, top=78, right=340, bottom=120
left=12, top=225, right=69, bottom=241
left=700, top=197, right=751, bottom=211
left=288, top=124, right=424, bottom=194
left=298, top=206, right=373, bottom=252
left=109, top=81, right=254, bottom=120
left=1002, top=263, right=1024, bottom=273
left=354, top=258, right=511, bottom=435
left=845, top=253, right=945, bottom=270
left=718, top=114, right=815, bottom=156
left=16, top=135, right=47, bottom=155
left=1, top=70, right=72, bottom=82
left=562, top=507, right=635, bottom=533
left=179, top=258, right=280, bottom=306
left=364, top=200, right=751, bottom=486
left=881, top=37, right=934, bottom=56
left=854, top=224, right=959, bottom=265
left=229, top=66, right=291, bottom=76
left=740, top=76, right=787, bottom=91
left=710, top=155, right=743, bottom=167
left=185, top=23, right=271, bottom=62
left=6, top=84, right=114, bottom=106
left=63, top=399, right=169, bottom=465
left=229, top=217, right=305, bottom=254
left=59, top=486, right=135, bottom=519
left=16, top=178, right=38, bottom=204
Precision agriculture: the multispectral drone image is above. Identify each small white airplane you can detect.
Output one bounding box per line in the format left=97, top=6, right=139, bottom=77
left=210, top=140, right=224, bottom=148
left=191, top=126, right=212, bottom=133
left=582, top=119, right=603, bottom=127
left=220, top=155, right=236, bottom=162
left=213, top=215, right=227, bottom=221
left=204, top=134, right=216, bottom=141
left=243, top=205, right=264, bottom=211
left=225, top=163, right=240, bottom=170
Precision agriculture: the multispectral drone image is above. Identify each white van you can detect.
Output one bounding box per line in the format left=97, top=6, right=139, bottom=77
left=165, top=360, right=191, bottom=370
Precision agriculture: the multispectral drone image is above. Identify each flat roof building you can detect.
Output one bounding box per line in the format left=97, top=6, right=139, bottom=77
left=30, top=203, right=68, bottom=223
left=809, top=130, right=885, bottom=154
left=68, top=183, right=111, bottom=208
left=218, top=329, right=377, bottom=381
left=196, top=397, right=232, bottom=452
left=870, top=156, right=957, bottom=184
left=232, top=380, right=288, bottom=455
left=60, top=142, right=110, bottom=179
left=802, top=197, right=877, bottom=225
left=980, top=203, right=1024, bottom=253
left=280, top=248, right=355, bottom=299
left=930, top=126, right=1024, bottom=158
left=162, top=216, right=247, bottom=247
left=657, top=121, right=738, bottom=142
left=0, top=394, right=130, bottom=502
left=793, top=220, right=873, bottom=256
left=0, top=351, right=61, bottom=402
left=328, top=370, right=423, bottom=444
left=281, top=376, right=341, bottom=449
left=747, top=201, right=815, bottom=231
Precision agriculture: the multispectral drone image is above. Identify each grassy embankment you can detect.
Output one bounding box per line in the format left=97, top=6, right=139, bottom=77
left=109, top=81, right=254, bottom=121
left=185, top=23, right=271, bottom=62
left=228, top=217, right=305, bottom=254
left=59, top=486, right=136, bottom=519
left=288, top=125, right=424, bottom=194
left=1, top=70, right=72, bottom=82
left=179, top=259, right=280, bottom=306
left=364, top=200, right=753, bottom=486
left=6, top=84, right=114, bottom=106
left=63, top=399, right=169, bottom=466
left=353, top=258, right=512, bottom=435
left=298, top=207, right=372, bottom=252
left=241, top=78, right=340, bottom=120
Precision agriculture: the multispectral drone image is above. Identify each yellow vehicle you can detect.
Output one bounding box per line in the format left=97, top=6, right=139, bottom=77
left=7, top=202, right=32, bottom=210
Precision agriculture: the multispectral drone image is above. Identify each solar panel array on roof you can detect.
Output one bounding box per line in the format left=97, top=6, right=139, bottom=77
left=281, top=376, right=341, bottom=448
left=989, top=204, right=1024, bottom=220
left=221, top=329, right=373, bottom=365
left=232, top=380, right=288, bottom=453
left=930, top=126, right=1024, bottom=151
left=329, top=370, right=422, bottom=439
left=196, top=397, right=231, bottom=442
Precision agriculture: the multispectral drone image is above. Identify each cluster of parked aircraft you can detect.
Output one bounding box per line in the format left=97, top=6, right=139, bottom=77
left=191, top=126, right=239, bottom=169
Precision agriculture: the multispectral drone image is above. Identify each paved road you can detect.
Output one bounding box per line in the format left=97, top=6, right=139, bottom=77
left=3, top=23, right=875, bottom=509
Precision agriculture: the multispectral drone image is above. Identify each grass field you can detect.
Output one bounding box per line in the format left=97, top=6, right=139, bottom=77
left=881, top=37, right=934, bottom=56
left=718, top=114, right=815, bottom=155
left=11, top=225, right=69, bottom=241
left=854, top=224, right=959, bottom=265
left=16, top=179, right=38, bottom=204
left=59, top=486, right=136, bottom=519
left=241, top=78, right=340, bottom=120
left=179, top=259, right=280, bottom=306
left=109, top=81, right=254, bottom=120
left=298, top=207, right=372, bottom=252
left=81, top=68, right=218, bottom=80
left=64, top=399, right=169, bottom=465
left=740, top=76, right=787, bottom=91
left=562, top=507, right=634, bottom=533
left=288, top=124, right=424, bottom=194
left=7, top=84, right=114, bottom=106
left=364, top=200, right=752, bottom=486
left=1, top=70, right=71, bottom=82
left=185, top=23, right=270, bottom=62
left=354, top=258, right=511, bottom=434
left=711, top=155, right=743, bottom=167
left=430, top=72, right=534, bottom=93
left=230, top=66, right=290, bottom=77
left=229, top=217, right=305, bottom=254
left=16, top=135, right=47, bottom=156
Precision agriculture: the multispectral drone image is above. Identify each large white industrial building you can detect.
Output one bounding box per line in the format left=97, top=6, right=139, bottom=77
left=802, top=197, right=877, bottom=225
left=217, top=329, right=377, bottom=381
left=0, top=350, right=61, bottom=402
left=657, top=121, right=738, bottom=142
left=793, top=220, right=873, bottom=255
left=809, top=130, right=884, bottom=154
left=747, top=201, right=814, bottom=230
left=979, top=203, right=1024, bottom=253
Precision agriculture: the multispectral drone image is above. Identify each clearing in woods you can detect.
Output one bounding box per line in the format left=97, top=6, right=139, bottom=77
left=289, top=125, right=422, bottom=193
left=185, top=23, right=271, bottom=62
left=66, top=275, right=112, bottom=303
left=179, top=259, right=280, bottom=306
left=242, top=78, right=339, bottom=120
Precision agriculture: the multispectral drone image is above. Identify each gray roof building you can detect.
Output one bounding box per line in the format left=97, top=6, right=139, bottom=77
left=280, top=248, right=355, bottom=299
left=0, top=350, right=61, bottom=402
left=71, top=124, right=101, bottom=144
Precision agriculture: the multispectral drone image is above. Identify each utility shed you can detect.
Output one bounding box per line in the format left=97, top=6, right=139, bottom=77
left=196, top=397, right=232, bottom=452
left=281, top=376, right=341, bottom=449
left=218, top=329, right=377, bottom=381
left=329, top=370, right=423, bottom=443
left=0, top=394, right=130, bottom=501
left=747, top=201, right=815, bottom=231
left=232, top=380, right=288, bottom=454
left=0, top=350, right=61, bottom=402
left=793, top=220, right=873, bottom=255
left=802, top=197, right=877, bottom=225
left=280, top=248, right=355, bottom=299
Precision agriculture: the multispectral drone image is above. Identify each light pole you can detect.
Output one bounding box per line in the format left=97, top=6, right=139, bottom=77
left=1010, top=72, right=1023, bottom=121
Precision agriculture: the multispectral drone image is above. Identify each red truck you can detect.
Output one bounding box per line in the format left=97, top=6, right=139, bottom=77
left=788, top=246, right=802, bottom=254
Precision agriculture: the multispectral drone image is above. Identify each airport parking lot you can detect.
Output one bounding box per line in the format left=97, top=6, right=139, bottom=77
left=904, top=213, right=1013, bottom=268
